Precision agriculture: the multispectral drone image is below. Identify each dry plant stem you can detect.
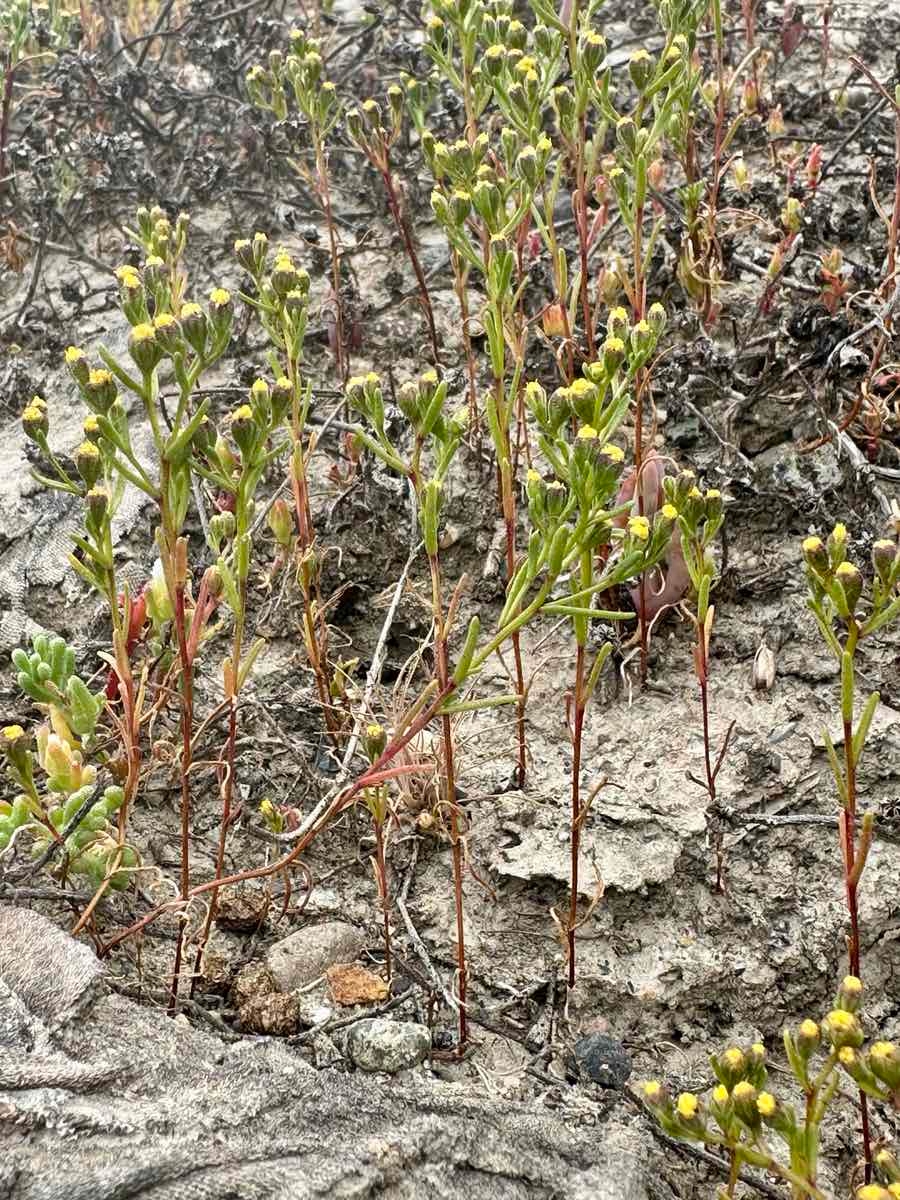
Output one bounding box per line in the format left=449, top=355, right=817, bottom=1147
left=567, top=642, right=586, bottom=990
left=168, top=579, right=195, bottom=1014
left=497, top=380, right=527, bottom=789
left=99, top=576, right=556, bottom=956
left=97, top=681, right=461, bottom=958
left=840, top=624, right=873, bottom=1182
left=632, top=205, right=649, bottom=683
left=315, top=134, right=347, bottom=381
left=372, top=812, right=392, bottom=981
left=189, top=576, right=246, bottom=998
left=290, top=420, right=339, bottom=740
left=428, top=550, right=468, bottom=1049
left=381, top=167, right=440, bottom=365
left=575, top=113, right=595, bottom=359
left=451, top=252, right=479, bottom=435
left=697, top=635, right=723, bottom=893
left=0, top=57, right=13, bottom=194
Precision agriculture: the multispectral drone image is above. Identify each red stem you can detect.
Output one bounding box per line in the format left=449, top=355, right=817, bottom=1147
left=568, top=644, right=585, bottom=989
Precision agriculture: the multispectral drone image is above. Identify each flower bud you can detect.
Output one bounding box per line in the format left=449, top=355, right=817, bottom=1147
left=271, top=254, right=298, bottom=298
left=209, top=287, right=234, bottom=331
left=802, top=535, right=829, bottom=576
left=836, top=974, right=863, bottom=1013
left=796, top=1018, right=821, bottom=1060
left=203, top=564, right=224, bottom=598
left=731, top=1081, right=760, bottom=1129
left=84, top=369, right=117, bottom=414
left=179, top=302, right=208, bottom=355
left=209, top=511, right=236, bottom=551
left=75, top=441, right=103, bottom=489
left=629, top=49, right=654, bottom=92
left=449, top=189, right=472, bottom=226
left=65, top=346, right=90, bottom=386
left=552, top=85, right=575, bottom=131
left=129, top=323, right=163, bottom=373
left=229, top=405, right=258, bottom=458
left=579, top=30, right=606, bottom=73
left=250, top=377, right=271, bottom=423
left=142, top=255, right=167, bottom=291
left=602, top=335, right=625, bottom=375
left=872, top=539, right=898, bottom=585
left=268, top=497, right=294, bottom=549
left=153, top=311, right=181, bottom=354
left=271, top=376, right=293, bottom=424
left=85, top=485, right=109, bottom=525
left=716, top=1046, right=747, bottom=1090
left=647, top=302, right=667, bottom=336
left=83, top=414, right=101, bottom=444
left=22, top=402, right=49, bottom=442
left=608, top=306, right=629, bottom=339
left=823, top=1007, right=864, bottom=1050
left=567, top=378, right=597, bottom=425
left=363, top=723, right=387, bottom=764
left=616, top=117, right=638, bottom=155
left=835, top=561, right=862, bottom=615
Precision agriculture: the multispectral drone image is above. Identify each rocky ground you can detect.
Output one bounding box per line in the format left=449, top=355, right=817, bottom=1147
left=2, top=1, right=900, bottom=1197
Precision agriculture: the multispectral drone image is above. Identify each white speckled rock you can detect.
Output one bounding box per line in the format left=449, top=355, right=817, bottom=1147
left=347, top=1019, right=431, bottom=1073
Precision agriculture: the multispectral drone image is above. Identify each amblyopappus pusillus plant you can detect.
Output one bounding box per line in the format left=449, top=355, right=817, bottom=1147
left=801, top=522, right=900, bottom=1174
left=643, top=976, right=900, bottom=1199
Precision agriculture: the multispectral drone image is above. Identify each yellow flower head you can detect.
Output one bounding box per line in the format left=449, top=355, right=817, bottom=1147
left=799, top=1019, right=819, bottom=1039
left=569, top=378, right=594, bottom=397
left=2, top=725, right=25, bottom=740
left=712, top=1084, right=729, bottom=1104
left=601, top=443, right=624, bottom=462
left=832, top=522, right=848, bottom=542
left=84, top=415, right=99, bottom=434
left=76, top=441, right=99, bottom=459
left=65, top=346, right=85, bottom=365
left=130, top=323, right=156, bottom=343
left=89, top=369, right=112, bottom=388
left=825, top=1009, right=856, bottom=1034
left=722, top=1047, right=744, bottom=1071
left=842, top=975, right=862, bottom=996
left=836, top=561, right=859, bottom=579
left=661, top=503, right=678, bottom=520
left=756, top=1092, right=777, bottom=1118
left=707, top=488, right=721, bottom=500
left=515, top=56, right=537, bottom=74
left=527, top=469, right=542, bottom=484
left=642, top=1080, right=663, bottom=1103
left=802, top=536, right=823, bottom=553
left=628, top=516, right=650, bottom=541
left=231, top=405, right=254, bottom=422
left=154, top=312, right=177, bottom=330
left=676, top=1092, right=698, bottom=1120
left=857, top=1187, right=891, bottom=1200
left=576, top=425, right=598, bottom=440
left=732, top=1081, right=756, bottom=1101
left=210, top=287, right=231, bottom=306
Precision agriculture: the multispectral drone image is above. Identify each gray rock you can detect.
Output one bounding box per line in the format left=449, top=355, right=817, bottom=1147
left=570, top=1033, right=632, bottom=1089
left=347, top=1018, right=431, bottom=1073
left=0, top=905, right=653, bottom=1200
left=266, top=921, right=364, bottom=990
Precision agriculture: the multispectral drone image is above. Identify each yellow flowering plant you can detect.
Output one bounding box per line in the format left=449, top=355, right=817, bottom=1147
left=643, top=977, right=899, bottom=1199
left=800, top=523, right=900, bottom=1174
left=523, top=315, right=673, bottom=989
left=662, top=469, right=729, bottom=890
